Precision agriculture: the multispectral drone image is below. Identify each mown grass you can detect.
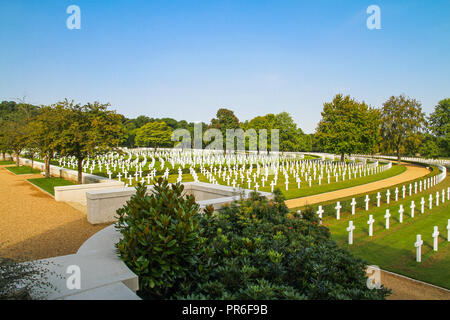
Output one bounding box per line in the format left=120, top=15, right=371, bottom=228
left=0, top=160, right=15, bottom=165
left=291, top=164, right=440, bottom=217
left=6, top=166, right=41, bottom=175
left=27, top=177, right=75, bottom=195
left=324, top=175, right=450, bottom=289
left=241, top=164, right=405, bottom=200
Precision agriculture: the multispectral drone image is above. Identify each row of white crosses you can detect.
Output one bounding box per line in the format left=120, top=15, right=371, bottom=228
left=344, top=187, right=449, bottom=264
left=53, top=149, right=388, bottom=191
left=327, top=178, right=446, bottom=222
left=347, top=218, right=450, bottom=254
left=414, top=220, right=450, bottom=262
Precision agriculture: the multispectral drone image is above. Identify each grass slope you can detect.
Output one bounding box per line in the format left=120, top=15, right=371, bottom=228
left=6, top=166, right=41, bottom=175
left=324, top=175, right=450, bottom=289
left=291, top=165, right=439, bottom=216
left=0, top=160, right=15, bottom=165
left=27, top=177, right=75, bottom=195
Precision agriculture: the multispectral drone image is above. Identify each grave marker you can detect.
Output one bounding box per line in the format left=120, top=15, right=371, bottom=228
left=347, top=221, right=355, bottom=245
left=367, top=215, right=375, bottom=237
left=432, top=226, right=439, bottom=251
left=414, top=235, right=423, bottom=262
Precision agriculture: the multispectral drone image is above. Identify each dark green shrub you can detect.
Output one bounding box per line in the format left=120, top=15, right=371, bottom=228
left=116, top=182, right=390, bottom=300
left=115, top=178, right=213, bottom=299
left=175, top=189, right=390, bottom=300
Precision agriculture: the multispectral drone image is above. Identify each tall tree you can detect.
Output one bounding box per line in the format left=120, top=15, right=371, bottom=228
left=428, top=98, right=450, bottom=157
left=208, top=108, right=240, bottom=150
left=55, top=100, right=124, bottom=184
left=2, top=120, right=28, bottom=166
left=210, top=108, right=240, bottom=131
left=135, top=121, right=173, bottom=151
left=315, top=94, right=380, bottom=161
left=28, top=105, right=66, bottom=178
left=380, top=95, right=426, bottom=162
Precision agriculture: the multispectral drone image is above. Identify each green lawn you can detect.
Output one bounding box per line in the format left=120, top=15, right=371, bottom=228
left=278, top=165, right=406, bottom=199
left=6, top=166, right=41, bottom=175
left=291, top=165, right=440, bottom=217
left=324, top=175, right=450, bottom=289
left=0, top=160, right=15, bottom=165
left=27, top=177, right=75, bottom=195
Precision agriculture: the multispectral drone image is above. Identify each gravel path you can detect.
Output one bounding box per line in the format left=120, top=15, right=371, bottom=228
left=381, top=270, right=450, bottom=300
left=285, top=163, right=430, bottom=209
left=0, top=165, right=109, bottom=262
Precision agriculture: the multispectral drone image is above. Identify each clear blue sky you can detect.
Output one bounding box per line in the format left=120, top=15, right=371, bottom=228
left=1, top=0, right=449, bottom=133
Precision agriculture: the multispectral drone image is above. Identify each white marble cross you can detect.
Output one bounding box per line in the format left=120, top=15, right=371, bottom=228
left=436, top=191, right=439, bottom=206
left=399, top=204, right=404, bottom=223
left=415, top=234, right=423, bottom=262
left=351, top=198, right=357, bottom=215
left=395, top=188, right=399, bottom=201
left=402, top=185, right=406, bottom=199
left=364, top=195, right=370, bottom=211
left=442, top=189, right=445, bottom=204
left=376, top=192, right=381, bottom=207
left=317, top=205, right=324, bottom=224
left=432, top=226, right=439, bottom=251
left=429, top=194, right=433, bottom=210
left=270, top=180, right=276, bottom=193
left=254, top=182, right=260, bottom=192
left=384, top=209, right=391, bottom=229
left=386, top=190, right=391, bottom=204
left=335, top=201, right=342, bottom=220
left=117, top=172, right=122, bottom=182
left=409, top=184, right=412, bottom=196
left=367, top=215, right=375, bottom=237
left=421, top=197, right=425, bottom=214
left=410, top=200, right=415, bottom=218
left=447, top=219, right=450, bottom=242
left=347, top=221, right=355, bottom=245
left=447, top=219, right=450, bottom=241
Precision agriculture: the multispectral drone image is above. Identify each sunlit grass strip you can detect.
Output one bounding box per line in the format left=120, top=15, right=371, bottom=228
left=27, top=177, right=75, bottom=196
left=6, top=166, right=41, bottom=175
left=0, top=160, right=15, bottom=165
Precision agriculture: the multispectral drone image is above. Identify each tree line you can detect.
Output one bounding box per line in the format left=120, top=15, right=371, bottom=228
left=0, top=99, right=123, bottom=183
left=315, top=94, right=449, bottom=162
left=0, top=94, right=448, bottom=182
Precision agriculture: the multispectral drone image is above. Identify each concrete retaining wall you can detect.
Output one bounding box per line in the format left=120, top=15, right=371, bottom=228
left=86, top=182, right=273, bottom=225
left=54, top=181, right=125, bottom=205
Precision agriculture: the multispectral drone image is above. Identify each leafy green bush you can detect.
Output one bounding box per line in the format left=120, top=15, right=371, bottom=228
left=115, top=178, right=213, bottom=299
left=116, top=183, right=390, bottom=300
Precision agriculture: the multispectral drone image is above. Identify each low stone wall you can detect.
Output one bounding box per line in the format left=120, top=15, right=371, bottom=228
left=86, top=182, right=274, bottom=225
left=16, top=156, right=110, bottom=184
left=55, top=181, right=125, bottom=205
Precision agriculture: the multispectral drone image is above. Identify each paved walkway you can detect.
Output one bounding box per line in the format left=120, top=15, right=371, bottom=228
left=285, top=163, right=430, bottom=209
left=0, top=165, right=109, bottom=262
